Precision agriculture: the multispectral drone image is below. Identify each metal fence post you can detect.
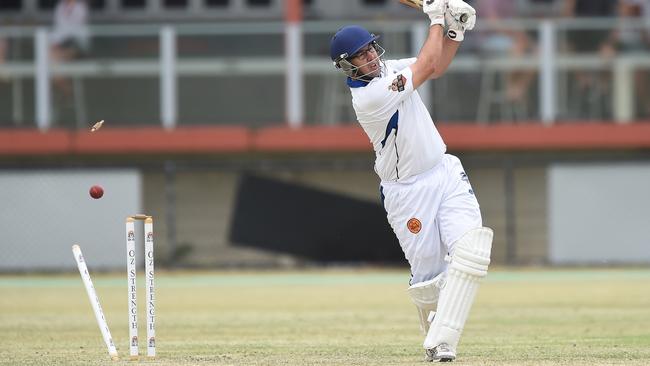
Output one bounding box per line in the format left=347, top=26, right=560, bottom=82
left=160, top=26, right=177, bottom=130
left=539, top=20, right=557, bottom=124
left=504, top=159, right=517, bottom=265
left=285, top=0, right=304, bottom=128
left=35, top=28, right=51, bottom=131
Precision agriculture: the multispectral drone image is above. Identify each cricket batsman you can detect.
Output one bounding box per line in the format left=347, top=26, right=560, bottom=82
left=329, top=0, right=493, bottom=362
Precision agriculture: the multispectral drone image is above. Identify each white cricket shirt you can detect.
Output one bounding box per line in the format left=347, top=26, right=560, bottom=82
left=348, top=58, right=446, bottom=182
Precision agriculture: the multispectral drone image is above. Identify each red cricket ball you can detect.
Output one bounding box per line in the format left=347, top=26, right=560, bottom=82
left=89, top=185, right=104, bottom=199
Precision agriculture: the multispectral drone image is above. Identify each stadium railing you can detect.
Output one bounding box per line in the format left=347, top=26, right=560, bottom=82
left=0, top=18, right=648, bottom=129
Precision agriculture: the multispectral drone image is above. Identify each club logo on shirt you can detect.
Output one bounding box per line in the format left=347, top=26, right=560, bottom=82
left=461, top=172, right=474, bottom=195
left=389, top=74, right=407, bottom=92
left=407, top=218, right=422, bottom=234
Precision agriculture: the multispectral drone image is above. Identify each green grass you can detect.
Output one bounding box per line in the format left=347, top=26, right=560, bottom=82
left=1, top=268, right=650, bottom=365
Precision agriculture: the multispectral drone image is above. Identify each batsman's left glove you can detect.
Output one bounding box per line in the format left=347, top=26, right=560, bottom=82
left=445, top=0, right=476, bottom=42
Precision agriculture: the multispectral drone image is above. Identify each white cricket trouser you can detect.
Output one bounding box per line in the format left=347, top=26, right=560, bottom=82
left=381, top=154, right=482, bottom=284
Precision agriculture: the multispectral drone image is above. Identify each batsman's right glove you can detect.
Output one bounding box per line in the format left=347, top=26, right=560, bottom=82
left=423, top=0, right=448, bottom=27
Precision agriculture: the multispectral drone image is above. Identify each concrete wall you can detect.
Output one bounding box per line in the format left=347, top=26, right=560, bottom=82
left=143, top=171, right=291, bottom=267
left=139, top=163, right=549, bottom=267
left=515, top=168, right=548, bottom=264
left=549, top=163, right=650, bottom=264
left=0, top=169, right=141, bottom=271
left=5, top=156, right=649, bottom=270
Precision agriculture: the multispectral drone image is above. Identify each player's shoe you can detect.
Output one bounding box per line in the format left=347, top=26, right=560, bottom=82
left=424, top=348, right=437, bottom=362
left=424, top=343, right=456, bottom=362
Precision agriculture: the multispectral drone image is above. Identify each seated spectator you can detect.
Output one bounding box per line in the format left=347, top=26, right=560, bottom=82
left=478, top=0, right=536, bottom=111
left=0, top=36, right=7, bottom=81
left=563, top=0, right=619, bottom=119
left=617, top=0, right=650, bottom=117
left=563, top=0, right=618, bottom=55
left=49, top=0, right=90, bottom=96
left=525, top=0, right=565, bottom=18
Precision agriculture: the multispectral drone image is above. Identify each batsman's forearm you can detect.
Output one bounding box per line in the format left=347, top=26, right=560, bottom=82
left=419, top=25, right=444, bottom=75
left=411, top=25, right=445, bottom=88
left=431, top=37, right=460, bottom=79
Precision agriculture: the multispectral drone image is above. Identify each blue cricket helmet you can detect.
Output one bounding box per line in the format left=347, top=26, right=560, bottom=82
left=330, top=25, right=380, bottom=63
left=330, top=25, right=384, bottom=79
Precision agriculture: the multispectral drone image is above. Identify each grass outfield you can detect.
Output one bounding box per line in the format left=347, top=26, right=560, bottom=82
left=1, top=268, right=649, bottom=365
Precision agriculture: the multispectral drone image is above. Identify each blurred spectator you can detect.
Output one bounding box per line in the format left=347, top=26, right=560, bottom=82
left=618, top=0, right=650, bottom=48
left=477, top=0, right=536, bottom=120
left=49, top=0, right=90, bottom=96
left=617, top=0, right=650, bottom=117
left=525, top=0, right=564, bottom=18
left=563, top=0, right=619, bottom=119
left=563, top=0, right=618, bottom=55
left=0, top=36, right=7, bottom=81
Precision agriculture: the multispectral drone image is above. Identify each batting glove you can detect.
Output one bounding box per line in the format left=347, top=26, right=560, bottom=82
left=423, top=0, right=447, bottom=27
left=445, top=0, right=476, bottom=42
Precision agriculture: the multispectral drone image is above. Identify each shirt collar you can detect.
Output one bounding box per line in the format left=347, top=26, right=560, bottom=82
left=347, top=77, right=370, bottom=88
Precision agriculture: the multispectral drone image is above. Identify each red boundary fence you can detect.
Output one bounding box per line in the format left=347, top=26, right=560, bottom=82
left=1, top=122, right=650, bottom=156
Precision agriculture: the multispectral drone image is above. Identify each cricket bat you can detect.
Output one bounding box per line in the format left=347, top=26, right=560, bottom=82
left=398, top=0, right=469, bottom=23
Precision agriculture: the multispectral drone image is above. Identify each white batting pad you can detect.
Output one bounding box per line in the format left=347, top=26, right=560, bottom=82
left=423, top=227, right=493, bottom=351
left=407, top=272, right=446, bottom=335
